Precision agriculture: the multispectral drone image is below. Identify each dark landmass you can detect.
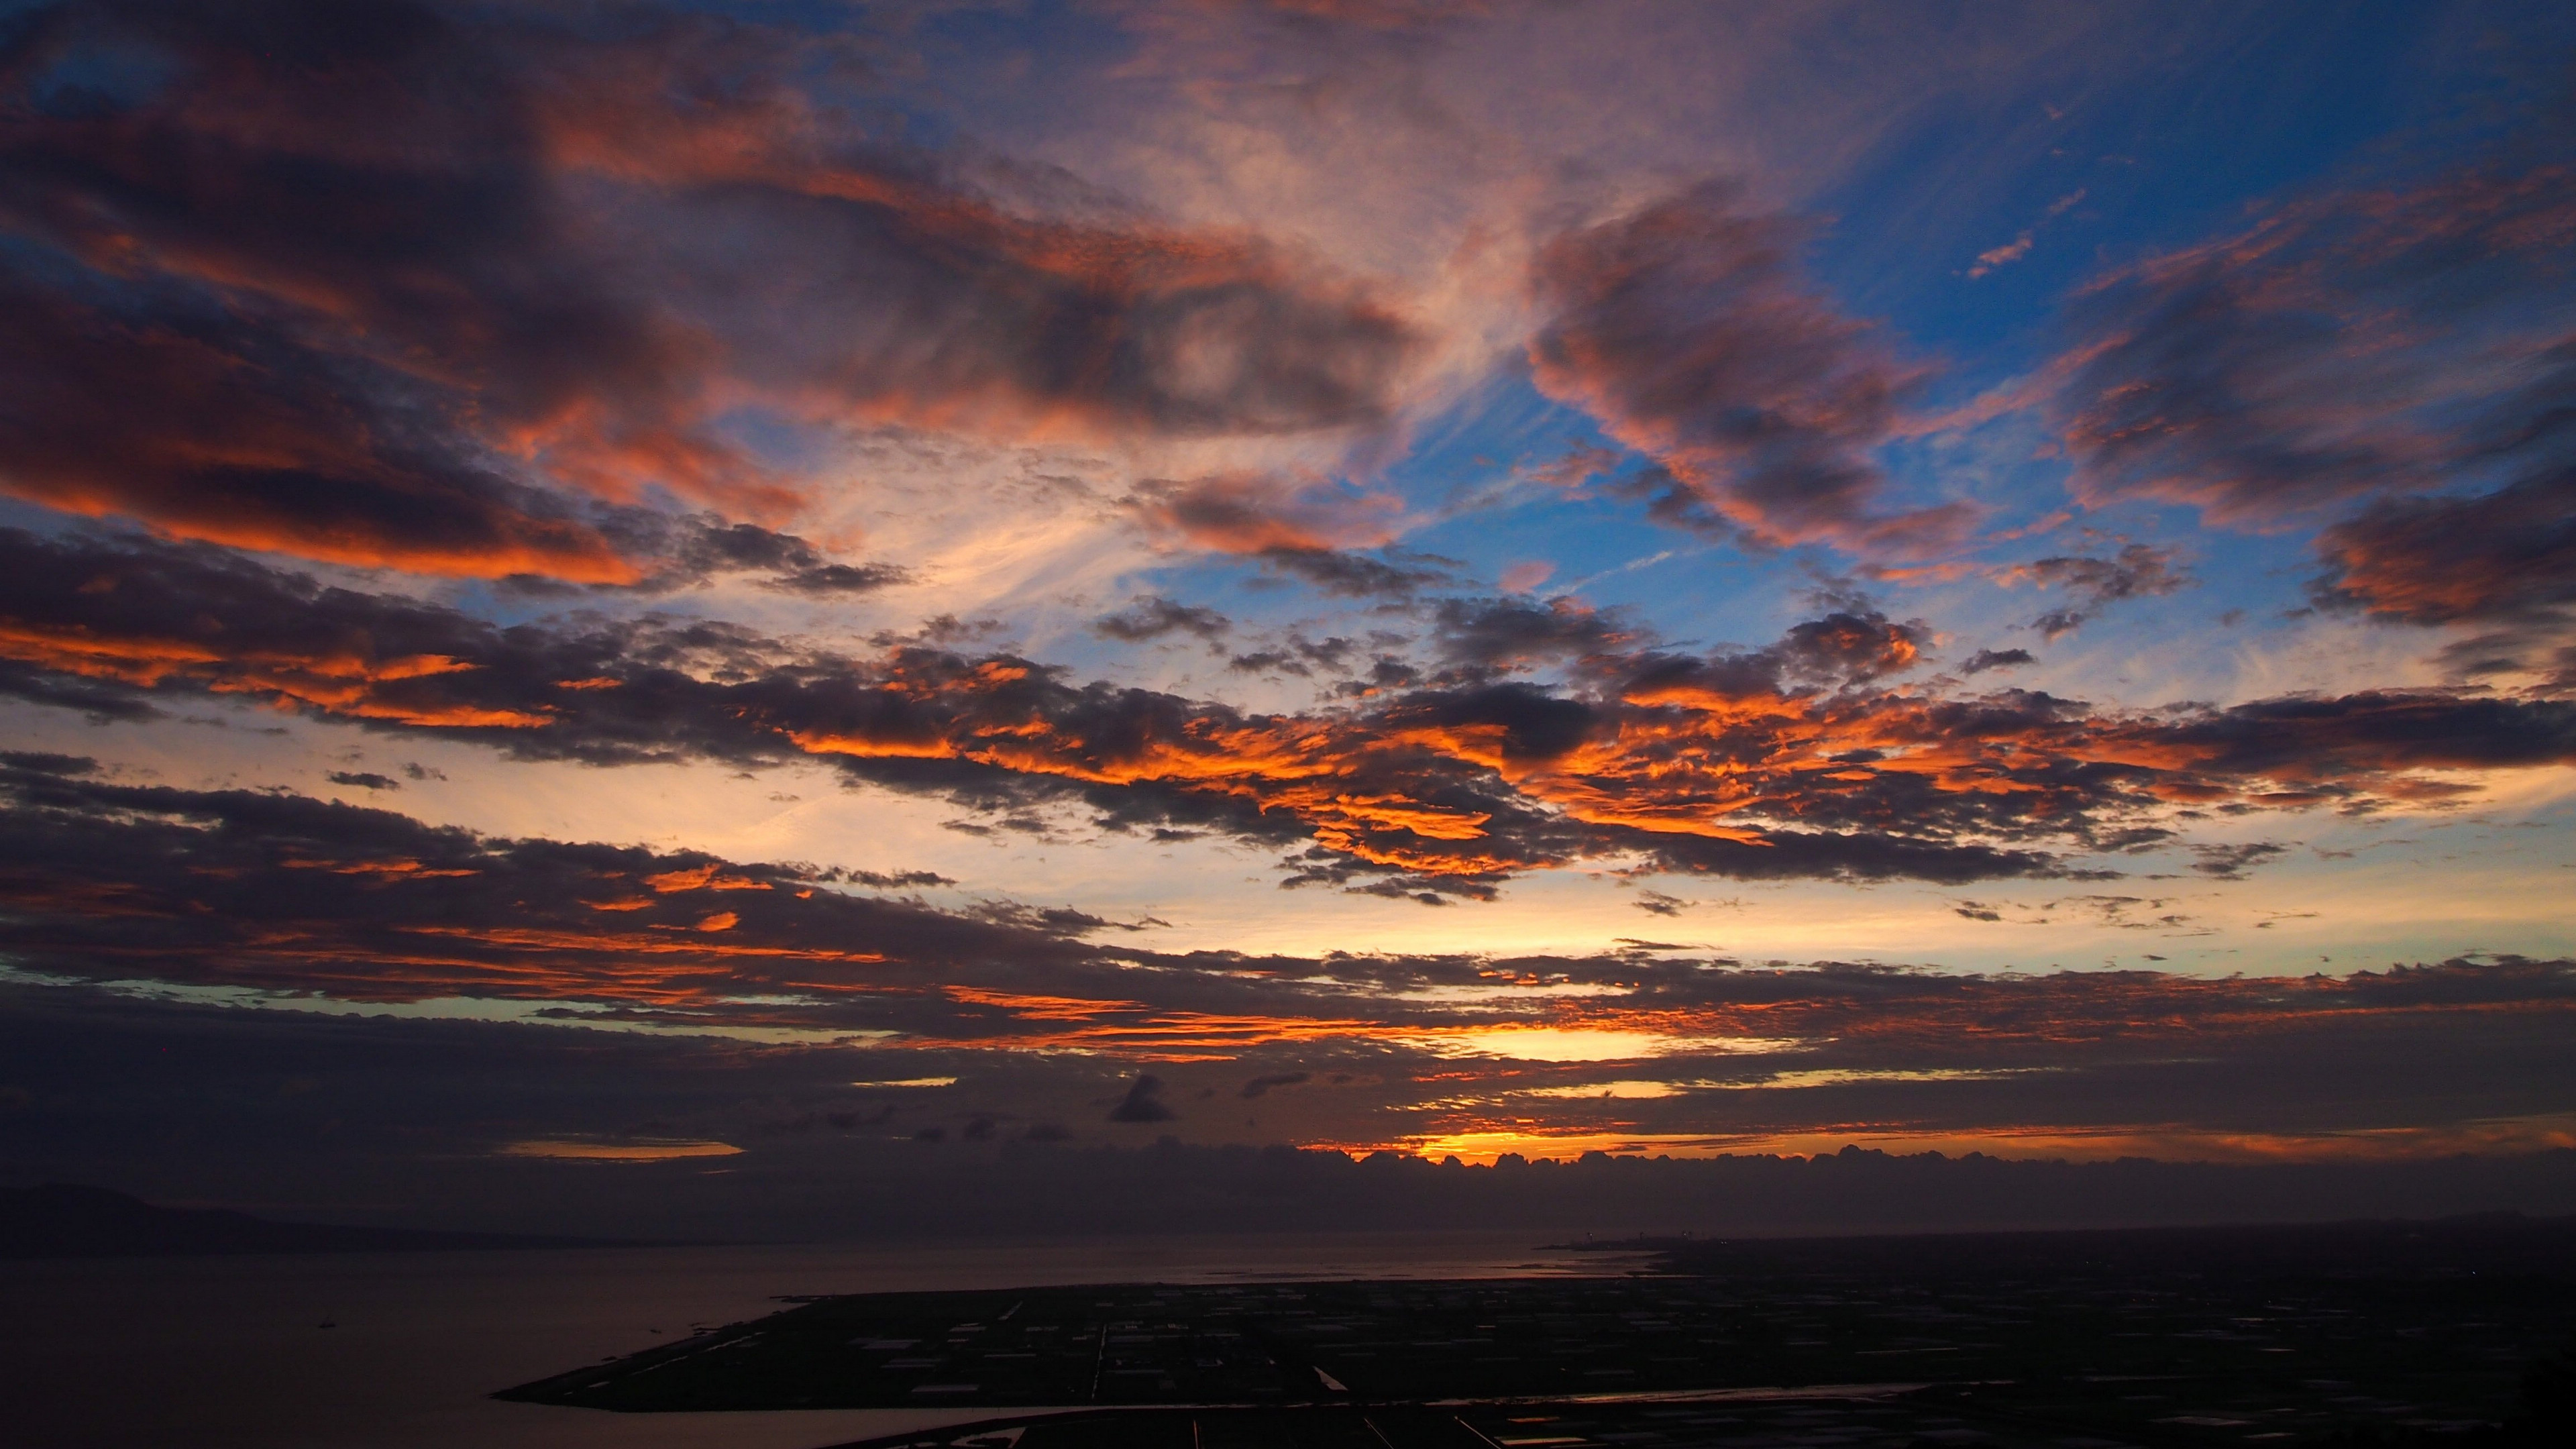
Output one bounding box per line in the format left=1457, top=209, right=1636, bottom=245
left=501, top=1214, right=2576, bottom=1448
left=726, top=1143, right=2576, bottom=1241
left=0, top=1183, right=638, bottom=1256
left=1578, top=1210, right=2576, bottom=1281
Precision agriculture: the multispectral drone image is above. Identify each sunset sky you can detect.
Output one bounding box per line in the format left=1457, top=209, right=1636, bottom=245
left=1, top=0, right=2572, bottom=1219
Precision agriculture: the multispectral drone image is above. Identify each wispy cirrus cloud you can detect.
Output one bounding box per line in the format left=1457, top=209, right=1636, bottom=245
left=2055, top=158, right=2576, bottom=526
left=2305, top=336, right=2576, bottom=680
left=2050, top=143, right=2576, bottom=676
left=0, top=0, right=1419, bottom=583
left=1528, top=180, right=1974, bottom=557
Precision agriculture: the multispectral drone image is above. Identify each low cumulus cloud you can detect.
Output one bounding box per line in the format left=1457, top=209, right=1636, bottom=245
left=1430, top=596, right=1644, bottom=680
left=2189, top=841, right=2290, bottom=880
left=1094, top=597, right=1234, bottom=643
left=2005, top=544, right=2192, bottom=639
left=3, top=531, right=2573, bottom=901
left=1961, top=648, right=2035, bottom=676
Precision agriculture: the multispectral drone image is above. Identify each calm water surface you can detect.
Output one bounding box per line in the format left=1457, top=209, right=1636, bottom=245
left=1, top=1232, right=1629, bottom=1448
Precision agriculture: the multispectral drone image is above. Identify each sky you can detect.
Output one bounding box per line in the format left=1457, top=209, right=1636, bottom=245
left=1, top=0, right=2573, bottom=1226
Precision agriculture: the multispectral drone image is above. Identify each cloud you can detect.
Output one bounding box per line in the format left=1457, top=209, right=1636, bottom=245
left=1094, top=597, right=1234, bottom=643
left=0, top=274, right=645, bottom=582
left=0, top=751, right=1116, bottom=1018
left=1528, top=180, right=1972, bottom=557
left=1124, top=472, right=1458, bottom=598
left=2188, top=841, right=2289, bottom=879
left=5, top=530, right=2572, bottom=898
left=325, top=771, right=400, bottom=792
left=1228, top=634, right=1358, bottom=677
left=5, top=767, right=2575, bottom=1186
left=2056, top=156, right=2576, bottom=529
left=1961, top=648, right=2035, bottom=676
left=1430, top=595, right=1642, bottom=678
left=2316, top=467, right=2576, bottom=632
left=1257, top=546, right=1458, bottom=598
left=1966, top=187, right=2085, bottom=279
left=1972, top=236, right=2032, bottom=276
left=1128, top=474, right=1409, bottom=556
left=0, top=0, right=1418, bottom=582
left=2005, top=543, right=2192, bottom=639
left=600, top=516, right=910, bottom=596
left=2308, top=348, right=2576, bottom=678
left=3, top=743, right=2574, bottom=1188
left=1768, top=610, right=1932, bottom=684
left=1240, top=1071, right=1311, bottom=1099
left=2046, top=144, right=2576, bottom=678
left=1109, top=1073, right=1179, bottom=1122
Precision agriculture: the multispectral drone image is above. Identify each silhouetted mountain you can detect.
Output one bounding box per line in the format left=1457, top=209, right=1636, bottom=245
left=0, top=1184, right=630, bottom=1256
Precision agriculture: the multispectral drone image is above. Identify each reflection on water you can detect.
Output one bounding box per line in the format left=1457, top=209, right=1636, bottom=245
left=0, top=1232, right=1630, bottom=1449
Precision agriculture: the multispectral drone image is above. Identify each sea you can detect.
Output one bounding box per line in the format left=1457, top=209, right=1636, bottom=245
left=0, top=1232, right=1638, bottom=1449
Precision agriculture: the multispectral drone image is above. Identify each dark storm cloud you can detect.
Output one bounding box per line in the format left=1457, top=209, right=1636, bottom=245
left=0, top=0, right=1416, bottom=580
left=6, top=529, right=2574, bottom=896
left=1528, top=180, right=1972, bottom=557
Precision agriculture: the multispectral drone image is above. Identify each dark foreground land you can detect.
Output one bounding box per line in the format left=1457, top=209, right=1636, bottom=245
left=499, top=1215, right=2576, bottom=1447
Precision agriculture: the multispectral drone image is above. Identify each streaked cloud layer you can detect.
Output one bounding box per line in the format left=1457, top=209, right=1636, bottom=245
left=1, top=0, right=2571, bottom=1221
